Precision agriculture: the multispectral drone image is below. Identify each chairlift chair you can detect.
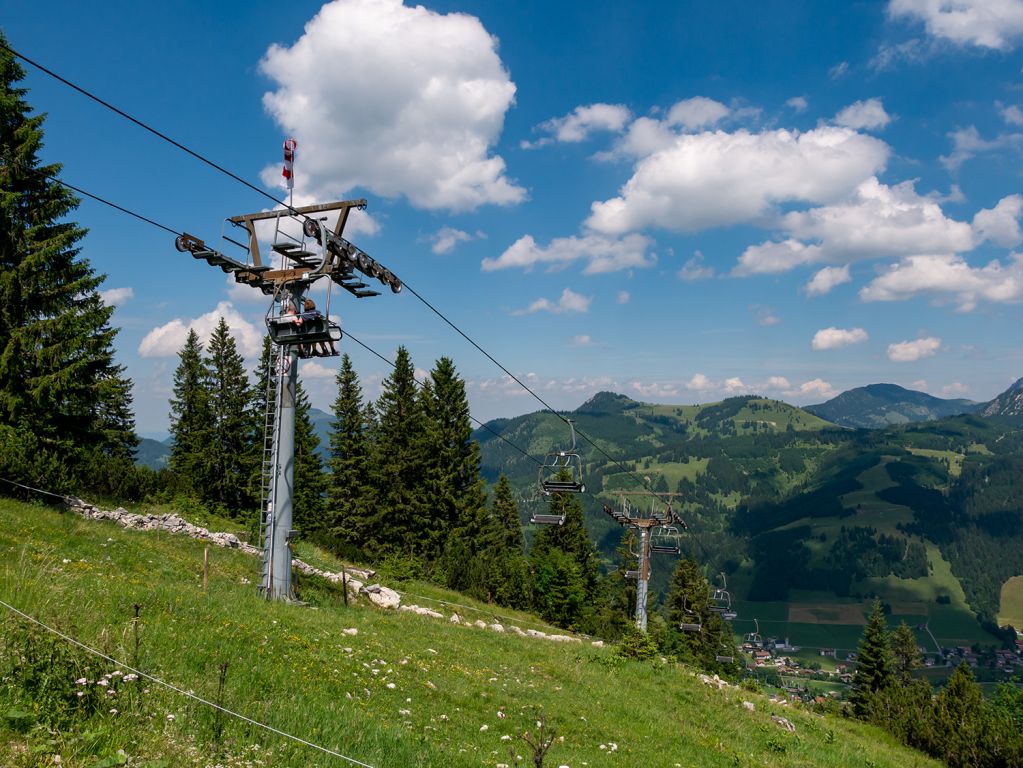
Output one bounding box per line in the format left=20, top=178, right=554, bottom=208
left=709, top=572, right=737, bottom=620
left=538, top=419, right=585, bottom=495
left=678, top=597, right=702, bottom=632
left=649, top=525, right=682, bottom=555
left=744, top=618, right=763, bottom=647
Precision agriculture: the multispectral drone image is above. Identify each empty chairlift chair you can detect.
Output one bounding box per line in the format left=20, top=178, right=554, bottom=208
left=538, top=419, right=586, bottom=497
left=678, top=597, right=702, bottom=633
left=649, top=524, right=682, bottom=555
left=708, top=573, right=738, bottom=621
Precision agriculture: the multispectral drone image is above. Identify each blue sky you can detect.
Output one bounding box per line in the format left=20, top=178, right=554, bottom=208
left=6, top=0, right=1023, bottom=438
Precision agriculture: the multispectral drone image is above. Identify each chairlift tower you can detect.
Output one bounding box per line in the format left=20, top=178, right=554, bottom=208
left=602, top=492, right=685, bottom=631
left=175, top=198, right=401, bottom=601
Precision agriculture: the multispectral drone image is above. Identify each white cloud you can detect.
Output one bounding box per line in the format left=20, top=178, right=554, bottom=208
left=811, top=327, right=869, bottom=351
left=763, top=376, right=792, bottom=391
left=940, top=126, right=1023, bottom=170
left=829, top=61, right=850, bottom=79
left=751, top=305, right=781, bottom=326
left=483, top=233, right=655, bottom=274
left=786, top=96, right=808, bottom=112
left=942, top=381, right=970, bottom=396
left=795, top=378, right=838, bottom=399
left=100, top=287, right=134, bottom=306
left=887, top=336, right=941, bottom=362
left=587, top=126, right=889, bottom=235
left=666, top=97, right=730, bottom=130
left=300, top=360, right=339, bottom=379
left=1000, top=103, right=1023, bottom=126
left=512, top=287, right=592, bottom=315
left=523, top=103, right=631, bottom=148
left=686, top=373, right=714, bottom=391
left=139, top=301, right=263, bottom=358
left=723, top=377, right=748, bottom=393
left=258, top=0, right=523, bottom=212
left=569, top=335, right=594, bottom=347
left=806, top=265, right=852, bottom=296
left=678, top=251, right=716, bottom=281
left=870, top=38, right=926, bottom=70
left=430, top=226, right=474, bottom=254
left=861, top=253, right=1023, bottom=310
left=630, top=381, right=680, bottom=399
left=782, top=178, right=974, bottom=261
left=973, top=194, right=1023, bottom=247
left=833, top=98, right=892, bottom=130
left=734, top=239, right=822, bottom=275
left=888, top=0, right=1023, bottom=50
left=617, top=291, right=631, bottom=305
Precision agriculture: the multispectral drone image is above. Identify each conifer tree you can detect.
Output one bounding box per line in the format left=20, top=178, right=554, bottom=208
left=890, top=622, right=922, bottom=682
left=662, top=555, right=735, bottom=670
left=292, top=380, right=327, bottom=539
left=484, top=474, right=530, bottom=608
left=327, top=353, right=371, bottom=551
left=0, top=38, right=136, bottom=475
left=169, top=329, right=213, bottom=495
left=366, top=346, right=427, bottom=558
left=530, top=489, right=600, bottom=628
left=423, top=357, right=487, bottom=570
left=204, top=318, right=254, bottom=515
left=849, top=599, right=894, bottom=718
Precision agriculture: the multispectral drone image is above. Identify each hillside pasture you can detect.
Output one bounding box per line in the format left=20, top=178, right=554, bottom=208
left=906, top=447, right=963, bottom=479
left=999, top=575, right=1023, bottom=631
left=789, top=602, right=867, bottom=625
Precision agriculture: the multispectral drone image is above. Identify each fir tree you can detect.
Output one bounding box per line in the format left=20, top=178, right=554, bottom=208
left=327, top=353, right=371, bottom=552
left=423, top=357, right=487, bottom=571
left=662, top=555, right=735, bottom=671
left=366, top=346, right=427, bottom=558
left=0, top=38, right=136, bottom=473
left=168, top=329, right=213, bottom=495
left=849, top=599, right=894, bottom=718
left=890, top=621, right=922, bottom=681
left=292, top=380, right=327, bottom=539
left=204, top=318, right=254, bottom=515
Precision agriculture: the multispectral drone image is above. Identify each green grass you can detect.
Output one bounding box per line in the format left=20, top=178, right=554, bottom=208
left=906, top=448, right=964, bottom=479
left=0, top=498, right=942, bottom=768
left=998, top=575, right=1023, bottom=632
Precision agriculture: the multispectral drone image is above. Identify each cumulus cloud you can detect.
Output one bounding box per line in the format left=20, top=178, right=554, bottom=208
left=734, top=239, right=822, bottom=275
left=888, top=0, right=1023, bottom=50
left=786, top=96, right=808, bottom=112
left=860, top=253, right=1023, bottom=310
left=887, top=336, right=941, bottom=362
left=973, top=195, right=1023, bottom=248
left=1000, top=103, right=1023, bottom=126
left=833, top=98, right=892, bottom=130
left=940, top=126, right=1023, bottom=170
left=678, top=251, right=716, bottom=281
left=523, top=103, right=631, bottom=148
left=811, top=327, right=869, bottom=350
left=483, top=233, right=655, bottom=274
left=723, top=377, right=748, bottom=393
left=430, top=226, right=474, bottom=254
left=686, top=373, right=714, bottom=391
left=100, top=287, right=134, bottom=306
left=300, top=360, right=339, bottom=379
left=512, top=287, right=591, bottom=315
left=587, top=126, right=889, bottom=235
left=630, top=381, right=680, bottom=398
left=665, top=97, right=730, bottom=130
left=258, top=0, right=523, bottom=212
left=806, top=265, right=852, bottom=296
left=139, top=301, right=263, bottom=358
left=795, top=378, right=838, bottom=399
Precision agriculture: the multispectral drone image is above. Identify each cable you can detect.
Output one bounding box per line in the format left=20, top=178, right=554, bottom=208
left=1, top=41, right=294, bottom=216
left=344, top=330, right=542, bottom=468
left=52, top=175, right=183, bottom=236
left=0, top=477, right=73, bottom=502
left=7, top=42, right=715, bottom=555
left=0, top=598, right=377, bottom=768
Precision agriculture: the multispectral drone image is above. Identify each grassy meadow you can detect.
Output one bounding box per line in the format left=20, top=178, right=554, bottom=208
left=0, top=497, right=943, bottom=768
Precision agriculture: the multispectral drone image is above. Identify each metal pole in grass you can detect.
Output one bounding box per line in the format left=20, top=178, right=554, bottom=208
left=203, top=547, right=209, bottom=591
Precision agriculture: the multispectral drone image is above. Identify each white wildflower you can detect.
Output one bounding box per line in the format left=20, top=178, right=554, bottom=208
left=166, top=714, right=175, bottom=721
left=386, top=682, right=396, bottom=689
left=480, top=724, right=489, bottom=732
left=75, top=678, right=87, bottom=685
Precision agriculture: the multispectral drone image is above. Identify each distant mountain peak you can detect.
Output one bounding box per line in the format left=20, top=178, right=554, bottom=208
left=575, top=391, right=639, bottom=415
left=981, top=377, right=1023, bottom=418
left=805, top=383, right=977, bottom=429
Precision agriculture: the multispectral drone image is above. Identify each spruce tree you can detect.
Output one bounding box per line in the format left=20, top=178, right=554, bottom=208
left=484, top=475, right=530, bottom=608
left=890, top=622, right=922, bottom=681
left=0, top=37, right=136, bottom=475
left=292, top=380, right=327, bottom=539
left=849, top=599, right=894, bottom=718
left=168, top=329, right=213, bottom=495
left=663, top=555, right=735, bottom=671
left=366, top=346, right=427, bottom=558
left=423, top=357, right=487, bottom=571
left=327, top=353, right=371, bottom=552
left=204, top=318, right=254, bottom=515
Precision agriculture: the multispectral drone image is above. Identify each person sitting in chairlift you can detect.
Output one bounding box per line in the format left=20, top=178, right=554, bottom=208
left=302, top=297, right=336, bottom=356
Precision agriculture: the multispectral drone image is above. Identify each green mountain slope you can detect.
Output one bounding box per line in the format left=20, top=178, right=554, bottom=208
left=805, top=383, right=978, bottom=429
left=0, top=498, right=939, bottom=768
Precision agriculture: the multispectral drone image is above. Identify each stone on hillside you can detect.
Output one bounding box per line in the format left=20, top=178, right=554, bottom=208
left=743, top=701, right=755, bottom=712
left=526, top=629, right=546, bottom=638
left=546, top=634, right=579, bottom=643
left=509, top=626, right=527, bottom=636
left=489, top=623, right=505, bottom=633
left=361, top=584, right=401, bottom=609
left=208, top=532, right=241, bottom=548
left=474, top=619, right=488, bottom=629
left=591, top=640, right=604, bottom=648
left=343, top=628, right=359, bottom=636
left=450, top=614, right=461, bottom=624
left=400, top=605, right=444, bottom=619
left=771, top=715, right=796, bottom=732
